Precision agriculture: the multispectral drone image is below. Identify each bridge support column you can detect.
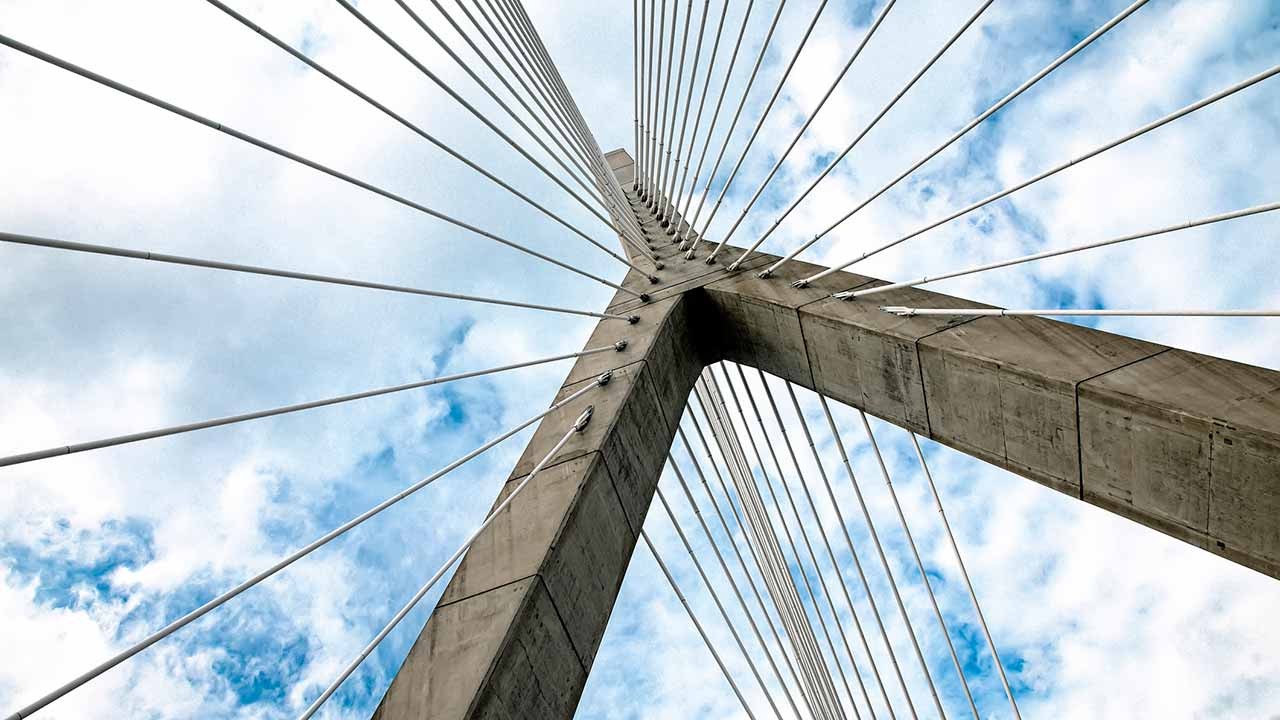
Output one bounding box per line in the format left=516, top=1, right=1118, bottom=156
left=371, top=151, right=1280, bottom=719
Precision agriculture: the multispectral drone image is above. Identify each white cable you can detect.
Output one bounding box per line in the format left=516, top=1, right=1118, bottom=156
left=204, top=0, right=635, bottom=280
left=735, top=366, right=863, bottom=719
left=706, top=373, right=840, bottom=720
left=909, top=433, right=1021, bottom=719
left=424, top=0, right=593, bottom=198
left=680, top=0, right=789, bottom=252
left=501, top=0, right=634, bottom=182
left=815, top=394, right=921, bottom=720
left=691, top=387, right=829, bottom=720
left=655, top=0, right=701, bottom=221
left=717, top=366, right=851, bottom=719
left=298, top=402, right=597, bottom=719
left=642, top=531, right=761, bottom=720
left=705, top=0, right=898, bottom=264
left=634, top=0, right=642, bottom=189
left=517, top=13, right=663, bottom=266
left=407, top=0, right=659, bottom=267
left=0, top=34, right=658, bottom=290
left=0, top=338, right=627, bottom=469
left=654, top=484, right=788, bottom=719
left=3, top=375, right=609, bottom=720
left=838, top=201, right=1280, bottom=299
left=431, top=0, right=659, bottom=266
left=756, top=370, right=879, bottom=719
left=859, top=412, right=975, bottom=718
left=668, top=451, right=808, bottom=719
left=664, top=0, right=730, bottom=235
left=881, top=307, right=1280, bottom=317
left=785, top=382, right=900, bottom=720
left=488, top=0, right=635, bottom=222
left=638, top=0, right=654, bottom=190
left=0, top=231, right=647, bottom=319
left=703, top=372, right=839, bottom=720
left=455, top=0, right=656, bottom=263
left=650, top=0, right=680, bottom=210
left=658, top=0, right=715, bottom=230
left=642, top=0, right=665, bottom=201
left=800, top=62, right=1280, bottom=285
left=688, top=0, right=830, bottom=259
left=673, top=0, right=759, bottom=246
left=764, top=0, right=1153, bottom=279
left=331, top=0, right=635, bottom=253
left=738, top=0, right=995, bottom=273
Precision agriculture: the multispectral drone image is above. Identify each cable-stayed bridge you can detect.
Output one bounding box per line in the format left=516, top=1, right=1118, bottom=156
left=2, top=0, right=1278, bottom=718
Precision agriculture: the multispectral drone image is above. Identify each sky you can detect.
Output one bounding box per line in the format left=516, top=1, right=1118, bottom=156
left=0, top=0, right=1277, bottom=718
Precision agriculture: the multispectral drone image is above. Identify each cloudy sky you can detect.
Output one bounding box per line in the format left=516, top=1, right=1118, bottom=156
left=1, top=0, right=1277, bottom=718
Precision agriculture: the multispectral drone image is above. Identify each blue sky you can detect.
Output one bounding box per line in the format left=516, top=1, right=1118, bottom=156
left=1, top=0, right=1278, bottom=718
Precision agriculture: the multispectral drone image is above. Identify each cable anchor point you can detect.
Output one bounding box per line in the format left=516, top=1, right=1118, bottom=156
left=573, top=405, right=594, bottom=431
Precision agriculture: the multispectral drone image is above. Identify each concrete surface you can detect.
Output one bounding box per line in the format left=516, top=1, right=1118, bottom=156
left=371, top=151, right=1280, bottom=719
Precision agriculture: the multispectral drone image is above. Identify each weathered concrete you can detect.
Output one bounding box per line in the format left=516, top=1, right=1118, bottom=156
left=369, top=229, right=713, bottom=718
left=1079, top=349, right=1280, bottom=574
left=372, top=150, right=1280, bottom=720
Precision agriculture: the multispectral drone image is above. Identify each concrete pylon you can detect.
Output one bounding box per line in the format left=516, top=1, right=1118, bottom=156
left=370, top=150, right=1280, bottom=719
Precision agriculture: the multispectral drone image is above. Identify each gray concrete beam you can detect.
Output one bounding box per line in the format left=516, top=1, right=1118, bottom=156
left=687, top=232, right=1280, bottom=581
left=370, top=262, right=701, bottom=719
left=694, top=248, right=1279, bottom=577
left=1080, top=349, right=1280, bottom=576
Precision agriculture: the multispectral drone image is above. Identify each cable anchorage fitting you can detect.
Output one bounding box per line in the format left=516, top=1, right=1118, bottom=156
left=613, top=340, right=629, bottom=351
left=596, top=370, right=614, bottom=386
left=573, top=405, right=595, bottom=432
